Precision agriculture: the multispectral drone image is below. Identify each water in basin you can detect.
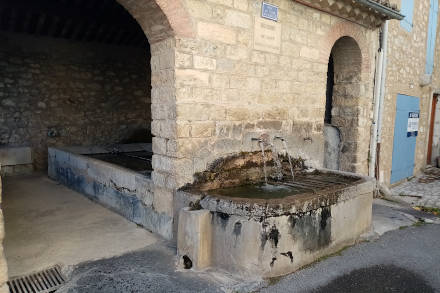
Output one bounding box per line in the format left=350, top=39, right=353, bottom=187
left=209, top=182, right=307, bottom=199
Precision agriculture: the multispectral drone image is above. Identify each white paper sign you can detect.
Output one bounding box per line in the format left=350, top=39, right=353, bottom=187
left=407, top=112, right=419, bottom=137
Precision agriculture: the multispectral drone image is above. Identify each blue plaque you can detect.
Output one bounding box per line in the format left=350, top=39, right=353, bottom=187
left=261, top=2, right=278, bottom=21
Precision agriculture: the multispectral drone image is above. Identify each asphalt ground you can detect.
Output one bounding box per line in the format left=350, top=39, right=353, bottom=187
left=58, top=203, right=440, bottom=293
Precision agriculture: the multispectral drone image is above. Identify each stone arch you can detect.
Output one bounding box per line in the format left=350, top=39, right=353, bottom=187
left=323, top=31, right=367, bottom=173
left=116, top=0, right=195, bottom=44
left=320, top=22, right=371, bottom=81
left=115, top=0, right=196, bottom=196
left=0, top=2, right=196, bottom=269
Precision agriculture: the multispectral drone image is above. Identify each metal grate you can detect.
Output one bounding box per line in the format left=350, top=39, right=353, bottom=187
left=7, top=265, right=66, bottom=293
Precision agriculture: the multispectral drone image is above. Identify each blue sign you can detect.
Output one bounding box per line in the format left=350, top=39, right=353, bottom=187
left=262, top=2, right=278, bottom=21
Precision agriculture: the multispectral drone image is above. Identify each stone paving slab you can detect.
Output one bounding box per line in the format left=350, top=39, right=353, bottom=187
left=391, top=167, right=440, bottom=208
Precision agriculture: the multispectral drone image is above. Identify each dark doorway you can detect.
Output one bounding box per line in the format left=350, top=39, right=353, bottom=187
left=325, top=54, right=334, bottom=124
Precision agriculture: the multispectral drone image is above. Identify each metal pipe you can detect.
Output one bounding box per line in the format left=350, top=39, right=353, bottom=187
left=369, top=24, right=385, bottom=177
left=377, top=21, right=389, bottom=143
left=369, top=21, right=388, bottom=179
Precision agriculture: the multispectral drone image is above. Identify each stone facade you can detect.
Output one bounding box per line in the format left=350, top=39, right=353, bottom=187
left=2, top=0, right=438, bottom=285
left=0, top=0, right=383, bottom=240
left=169, top=0, right=377, bottom=189
left=0, top=170, right=9, bottom=293
left=431, top=98, right=440, bottom=163
left=0, top=32, right=150, bottom=170
left=379, top=0, right=440, bottom=185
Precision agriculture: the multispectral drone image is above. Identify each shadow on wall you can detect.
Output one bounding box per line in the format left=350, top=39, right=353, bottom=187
left=0, top=32, right=151, bottom=170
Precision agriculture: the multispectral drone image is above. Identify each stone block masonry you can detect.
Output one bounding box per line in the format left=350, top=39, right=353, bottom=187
left=0, top=170, right=9, bottom=293
left=0, top=32, right=151, bottom=170
left=170, top=0, right=377, bottom=186
left=379, top=0, right=440, bottom=185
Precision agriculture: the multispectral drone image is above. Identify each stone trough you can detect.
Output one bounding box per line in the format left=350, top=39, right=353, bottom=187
left=48, top=143, right=173, bottom=238
left=176, top=152, right=374, bottom=278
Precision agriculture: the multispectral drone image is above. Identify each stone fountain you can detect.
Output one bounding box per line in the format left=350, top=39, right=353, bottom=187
left=176, top=135, right=374, bottom=277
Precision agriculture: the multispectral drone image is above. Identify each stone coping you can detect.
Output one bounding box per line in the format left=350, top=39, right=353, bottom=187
left=54, top=143, right=152, bottom=155
left=48, top=145, right=153, bottom=185
left=179, top=169, right=374, bottom=219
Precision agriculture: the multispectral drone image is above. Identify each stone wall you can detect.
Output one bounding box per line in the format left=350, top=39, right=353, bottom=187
left=0, top=170, right=9, bottom=293
left=379, top=0, right=439, bottom=185
left=330, top=36, right=365, bottom=172
left=431, top=97, right=440, bottom=164
left=0, top=32, right=150, bottom=170
left=167, top=0, right=377, bottom=187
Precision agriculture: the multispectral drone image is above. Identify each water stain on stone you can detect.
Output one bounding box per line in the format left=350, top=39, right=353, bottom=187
left=269, top=225, right=281, bottom=248
left=217, top=212, right=230, bottom=229
left=233, top=221, right=242, bottom=236
left=291, top=208, right=331, bottom=252
left=288, top=215, right=297, bottom=231
left=320, top=207, right=331, bottom=230
left=280, top=251, right=294, bottom=263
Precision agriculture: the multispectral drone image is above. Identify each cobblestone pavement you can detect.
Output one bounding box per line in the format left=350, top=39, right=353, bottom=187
left=391, top=167, right=440, bottom=208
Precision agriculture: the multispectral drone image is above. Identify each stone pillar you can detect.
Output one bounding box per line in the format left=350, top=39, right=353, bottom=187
left=177, top=208, right=212, bottom=270
left=150, top=37, right=182, bottom=239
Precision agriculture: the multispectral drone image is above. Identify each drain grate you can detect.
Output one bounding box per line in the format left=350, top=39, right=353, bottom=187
left=7, top=265, right=66, bottom=293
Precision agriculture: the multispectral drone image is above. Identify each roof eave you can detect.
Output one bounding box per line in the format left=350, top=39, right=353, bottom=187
left=355, top=0, right=405, bottom=20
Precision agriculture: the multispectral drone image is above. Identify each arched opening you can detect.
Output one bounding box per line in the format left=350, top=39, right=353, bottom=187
left=324, top=36, right=362, bottom=172
left=0, top=0, right=172, bottom=279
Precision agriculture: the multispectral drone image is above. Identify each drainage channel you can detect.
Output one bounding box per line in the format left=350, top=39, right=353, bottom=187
left=7, top=265, right=66, bottom=293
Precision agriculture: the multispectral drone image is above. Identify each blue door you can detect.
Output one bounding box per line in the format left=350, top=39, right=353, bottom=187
left=391, top=94, right=420, bottom=184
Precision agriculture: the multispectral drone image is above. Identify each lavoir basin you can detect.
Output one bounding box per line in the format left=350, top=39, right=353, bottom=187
left=176, top=152, right=374, bottom=278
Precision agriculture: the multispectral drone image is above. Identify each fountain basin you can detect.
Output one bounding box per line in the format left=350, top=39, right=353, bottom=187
left=176, top=153, right=374, bottom=277
left=48, top=143, right=173, bottom=238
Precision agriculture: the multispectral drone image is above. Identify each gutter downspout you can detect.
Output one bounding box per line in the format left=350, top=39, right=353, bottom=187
left=369, top=21, right=388, bottom=179
left=377, top=21, right=389, bottom=146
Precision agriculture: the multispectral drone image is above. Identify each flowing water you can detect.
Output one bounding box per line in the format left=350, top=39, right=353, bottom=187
left=259, top=141, right=268, bottom=184
left=281, top=140, right=295, bottom=182
left=271, top=143, right=283, bottom=181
